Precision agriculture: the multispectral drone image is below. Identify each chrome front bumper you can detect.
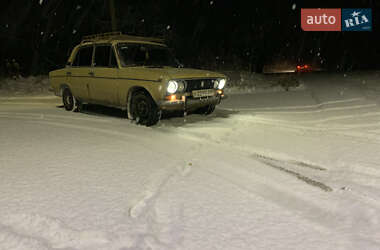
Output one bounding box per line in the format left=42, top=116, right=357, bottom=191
left=159, top=95, right=224, bottom=111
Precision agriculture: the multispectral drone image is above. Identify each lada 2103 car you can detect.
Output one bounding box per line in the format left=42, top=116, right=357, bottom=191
left=49, top=32, right=227, bottom=126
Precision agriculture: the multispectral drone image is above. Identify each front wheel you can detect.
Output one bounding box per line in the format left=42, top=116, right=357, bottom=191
left=195, top=104, right=215, bottom=115
left=62, top=88, right=75, bottom=111
left=131, top=92, right=160, bottom=126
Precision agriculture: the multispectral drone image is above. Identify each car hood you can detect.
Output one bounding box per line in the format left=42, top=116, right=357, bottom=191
left=118, top=66, right=225, bottom=83
left=164, top=67, right=225, bottom=80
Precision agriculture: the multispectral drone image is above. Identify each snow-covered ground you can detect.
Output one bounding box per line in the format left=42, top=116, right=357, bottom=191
left=1, top=71, right=380, bottom=250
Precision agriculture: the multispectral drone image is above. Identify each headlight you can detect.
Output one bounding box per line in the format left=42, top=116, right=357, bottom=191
left=167, top=80, right=186, bottom=94
left=177, top=81, right=186, bottom=92
left=218, top=79, right=226, bottom=89
left=213, top=79, right=219, bottom=89
left=167, top=80, right=178, bottom=94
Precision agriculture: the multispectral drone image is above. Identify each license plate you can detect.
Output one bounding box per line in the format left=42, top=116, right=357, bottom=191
left=192, top=89, right=215, bottom=98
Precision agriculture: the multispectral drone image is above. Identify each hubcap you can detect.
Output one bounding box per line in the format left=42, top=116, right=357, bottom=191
left=63, top=90, right=74, bottom=109
left=137, top=100, right=149, bottom=117
left=65, top=95, right=72, bottom=105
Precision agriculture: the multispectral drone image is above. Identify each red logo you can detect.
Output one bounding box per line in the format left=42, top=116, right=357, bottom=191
left=301, top=9, right=341, bottom=31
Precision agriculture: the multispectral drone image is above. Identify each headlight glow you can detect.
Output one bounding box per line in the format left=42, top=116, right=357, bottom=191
left=218, top=79, right=226, bottom=89
left=167, top=80, right=178, bottom=94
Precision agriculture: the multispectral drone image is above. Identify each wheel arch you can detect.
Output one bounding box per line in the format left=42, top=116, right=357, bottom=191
left=126, top=86, right=157, bottom=120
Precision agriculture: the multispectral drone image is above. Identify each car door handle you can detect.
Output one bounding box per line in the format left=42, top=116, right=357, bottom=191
left=88, top=72, right=94, bottom=76
left=66, top=72, right=72, bottom=76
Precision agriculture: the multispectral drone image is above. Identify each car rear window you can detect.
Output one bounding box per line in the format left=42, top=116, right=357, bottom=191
left=73, top=46, right=93, bottom=67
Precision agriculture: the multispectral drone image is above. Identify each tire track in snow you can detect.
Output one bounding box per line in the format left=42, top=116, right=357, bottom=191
left=220, top=97, right=372, bottom=113
left=254, top=156, right=333, bottom=192
left=246, top=111, right=380, bottom=126
left=249, top=103, right=376, bottom=114
left=178, top=129, right=332, bottom=192
left=252, top=152, right=327, bottom=171
left=196, top=160, right=339, bottom=232
left=0, top=213, right=110, bottom=249
left=0, top=111, right=113, bottom=123
left=0, top=224, right=50, bottom=250
left=126, top=164, right=188, bottom=249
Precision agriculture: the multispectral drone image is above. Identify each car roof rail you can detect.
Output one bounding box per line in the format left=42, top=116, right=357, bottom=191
left=81, top=32, right=165, bottom=44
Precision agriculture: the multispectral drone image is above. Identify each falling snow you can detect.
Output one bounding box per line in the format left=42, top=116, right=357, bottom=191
left=292, top=3, right=296, bottom=10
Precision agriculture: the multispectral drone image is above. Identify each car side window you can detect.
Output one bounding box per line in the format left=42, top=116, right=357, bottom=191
left=94, top=45, right=110, bottom=67
left=94, top=45, right=118, bottom=68
left=73, top=46, right=93, bottom=67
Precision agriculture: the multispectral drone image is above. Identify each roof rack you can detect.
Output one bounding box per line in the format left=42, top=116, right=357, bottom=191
left=81, top=32, right=165, bottom=44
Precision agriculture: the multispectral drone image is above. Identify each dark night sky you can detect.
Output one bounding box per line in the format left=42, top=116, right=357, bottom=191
left=1, top=0, right=379, bottom=75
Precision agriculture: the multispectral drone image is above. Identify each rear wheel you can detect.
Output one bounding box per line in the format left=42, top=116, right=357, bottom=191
left=195, top=104, right=215, bottom=115
left=131, top=92, right=160, bottom=126
left=62, top=88, right=75, bottom=111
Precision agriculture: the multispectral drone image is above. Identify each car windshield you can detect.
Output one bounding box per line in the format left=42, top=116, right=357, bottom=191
left=117, top=43, right=180, bottom=68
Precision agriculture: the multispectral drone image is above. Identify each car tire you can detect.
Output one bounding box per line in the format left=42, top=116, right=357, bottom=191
left=131, top=91, right=160, bottom=126
left=195, top=104, right=216, bottom=115
left=62, top=88, right=75, bottom=111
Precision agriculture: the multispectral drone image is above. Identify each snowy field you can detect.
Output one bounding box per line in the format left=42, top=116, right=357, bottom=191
left=1, top=71, right=380, bottom=250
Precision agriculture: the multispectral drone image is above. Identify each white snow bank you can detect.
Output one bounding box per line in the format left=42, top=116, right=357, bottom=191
left=223, top=71, right=305, bottom=94
left=0, top=76, right=51, bottom=97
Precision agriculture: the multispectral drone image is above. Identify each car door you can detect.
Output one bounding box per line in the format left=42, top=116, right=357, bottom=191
left=67, top=45, right=94, bottom=102
left=90, top=44, right=119, bottom=106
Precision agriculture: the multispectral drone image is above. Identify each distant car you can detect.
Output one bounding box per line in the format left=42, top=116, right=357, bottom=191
left=49, top=32, right=227, bottom=126
left=296, top=64, right=312, bottom=73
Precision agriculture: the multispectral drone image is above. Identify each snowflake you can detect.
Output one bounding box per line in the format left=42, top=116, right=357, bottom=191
left=166, top=25, right=171, bottom=30
left=72, top=29, right=77, bottom=34
left=292, top=3, right=296, bottom=10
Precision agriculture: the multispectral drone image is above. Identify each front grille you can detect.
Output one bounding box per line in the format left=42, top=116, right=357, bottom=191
left=185, top=79, right=215, bottom=92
